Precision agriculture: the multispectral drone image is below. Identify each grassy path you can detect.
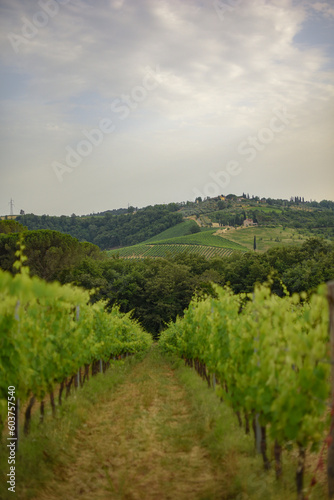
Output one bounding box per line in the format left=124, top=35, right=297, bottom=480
left=1, top=346, right=329, bottom=499
left=35, top=348, right=227, bottom=500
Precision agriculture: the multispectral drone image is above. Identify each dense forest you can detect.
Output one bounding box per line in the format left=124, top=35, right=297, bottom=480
left=2, top=194, right=333, bottom=337
left=0, top=224, right=333, bottom=337
left=0, top=229, right=102, bottom=281
left=14, top=196, right=334, bottom=248
left=16, top=203, right=183, bottom=249
left=63, top=238, right=334, bottom=335
left=210, top=206, right=334, bottom=237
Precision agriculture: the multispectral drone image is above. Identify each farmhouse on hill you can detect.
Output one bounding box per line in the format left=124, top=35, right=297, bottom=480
left=243, top=218, right=257, bottom=227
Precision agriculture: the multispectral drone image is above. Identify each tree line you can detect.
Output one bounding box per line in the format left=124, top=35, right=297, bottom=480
left=209, top=206, right=334, bottom=237
left=13, top=197, right=334, bottom=246
left=16, top=203, right=183, bottom=249
left=1, top=226, right=333, bottom=337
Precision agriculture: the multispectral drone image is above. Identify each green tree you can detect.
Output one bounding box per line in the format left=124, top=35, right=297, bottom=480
left=0, top=220, right=26, bottom=233
left=0, top=230, right=103, bottom=281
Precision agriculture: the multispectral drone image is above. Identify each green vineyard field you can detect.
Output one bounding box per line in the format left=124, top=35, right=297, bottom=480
left=158, top=283, right=330, bottom=497
left=143, top=244, right=235, bottom=259
left=149, top=230, right=248, bottom=249
left=144, top=220, right=199, bottom=242
left=107, top=228, right=247, bottom=259
left=108, top=243, right=236, bottom=259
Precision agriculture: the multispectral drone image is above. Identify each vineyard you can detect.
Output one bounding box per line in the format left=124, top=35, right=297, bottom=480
left=144, top=220, right=199, bottom=242
left=147, top=230, right=248, bottom=249
left=107, top=228, right=247, bottom=260
left=144, top=244, right=235, bottom=259
left=110, top=244, right=236, bottom=259
left=1, top=247, right=334, bottom=499
left=109, top=243, right=152, bottom=258
left=159, top=283, right=331, bottom=498
left=0, top=259, right=152, bottom=442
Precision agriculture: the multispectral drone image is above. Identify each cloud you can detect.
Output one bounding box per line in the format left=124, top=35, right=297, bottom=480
left=310, top=2, right=334, bottom=19
left=0, top=0, right=333, bottom=214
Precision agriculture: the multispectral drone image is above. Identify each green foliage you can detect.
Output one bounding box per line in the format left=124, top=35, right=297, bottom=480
left=109, top=244, right=235, bottom=259
left=208, top=237, right=334, bottom=295
left=144, top=230, right=248, bottom=249
left=144, top=245, right=234, bottom=259
left=1, top=228, right=332, bottom=340
left=65, top=253, right=224, bottom=337
left=106, top=223, right=246, bottom=260
left=0, top=356, right=138, bottom=500
left=144, top=220, right=199, bottom=242
left=0, top=267, right=152, bottom=430
left=15, top=195, right=334, bottom=251
left=17, top=204, right=183, bottom=249
left=0, top=230, right=103, bottom=281
left=159, top=283, right=330, bottom=452
left=68, top=238, right=334, bottom=336
left=0, top=220, right=26, bottom=234
left=265, top=238, right=334, bottom=293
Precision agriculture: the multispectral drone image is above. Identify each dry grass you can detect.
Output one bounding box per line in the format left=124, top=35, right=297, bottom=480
left=2, top=348, right=328, bottom=500
left=34, top=349, right=229, bottom=500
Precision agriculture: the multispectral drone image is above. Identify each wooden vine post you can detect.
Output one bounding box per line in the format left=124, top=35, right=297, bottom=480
left=14, top=301, right=20, bottom=451
left=75, top=306, right=81, bottom=389
left=328, top=281, right=334, bottom=498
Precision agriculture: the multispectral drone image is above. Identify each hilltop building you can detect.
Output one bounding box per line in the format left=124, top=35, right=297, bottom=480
left=243, top=218, right=257, bottom=227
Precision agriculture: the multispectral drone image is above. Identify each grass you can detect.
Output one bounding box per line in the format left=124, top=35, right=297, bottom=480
left=146, top=230, right=248, bottom=250
left=107, top=227, right=248, bottom=259
left=0, top=355, right=145, bottom=500
left=106, top=225, right=309, bottom=258
left=107, top=244, right=152, bottom=258
left=2, top=347, right=328, bottom=499
left=143, top=244, right=235, bottom=259
left=219, top=225, right=309, bottom=251
left=244, top=206, right=283, bottom=213
left=168, top=353, right=328, bottom=500
left=108, top=244, right=235, bottom=259
left=106, top=218, right=311, bottom=260
left=144, top=220, right=199, bottom=243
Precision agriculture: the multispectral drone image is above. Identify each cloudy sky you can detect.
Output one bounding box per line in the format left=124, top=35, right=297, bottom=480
left=0, top=0, right=333, bottom=216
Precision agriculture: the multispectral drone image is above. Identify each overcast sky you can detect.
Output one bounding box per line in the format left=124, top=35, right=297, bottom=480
left=0, top=0, right=333, bottom=216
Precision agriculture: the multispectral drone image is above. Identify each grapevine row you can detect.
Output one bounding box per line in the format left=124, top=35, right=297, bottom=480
left=0, top=267, right=152, bottom=435
left=111, top=244, right=235, bottom=259
left=158, top=283, right=330, bottom=496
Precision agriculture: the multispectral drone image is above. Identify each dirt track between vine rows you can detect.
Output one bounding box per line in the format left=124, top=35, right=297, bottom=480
left=35, top=350, right=227, bottom=500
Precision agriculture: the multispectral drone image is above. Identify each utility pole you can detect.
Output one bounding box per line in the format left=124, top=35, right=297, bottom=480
left=9, top=198, right=15, bottom=216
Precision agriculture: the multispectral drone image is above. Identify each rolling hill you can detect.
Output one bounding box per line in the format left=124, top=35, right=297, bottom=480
left=144, top=220, right=199, bottom=242
left=107, top=218, right=314, bottom=260
left=107, top=223, right=248, bottom=259
left=13, top=194, right=333, bottom=259
left=105, top=195, right=334, bottom=260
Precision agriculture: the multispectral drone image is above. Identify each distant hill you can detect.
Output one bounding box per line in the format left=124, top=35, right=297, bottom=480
left=108, top=223, right=247, bottom=259
left=144, top=220, right=199, bottom=242
left=106, top=196, right=334, bottom=259
left=149, top=230, right=248, bottom=249
left=15, top=195, right=334, bottom=257
left=16, top=203, right=183, bottom=250
left=107, top=224, right=309, bottom=260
